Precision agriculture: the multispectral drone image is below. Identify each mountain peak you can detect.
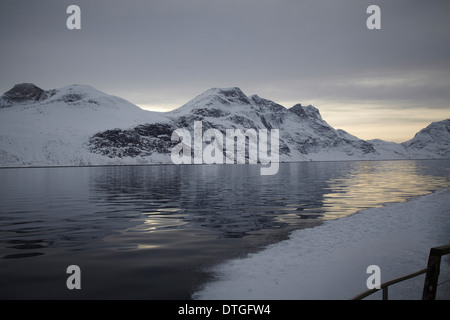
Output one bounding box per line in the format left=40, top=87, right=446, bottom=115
left=402, top=119, right=450, bottom=157
left=45, top=84, right=107, bottom=103
left=0, top=83, right=47, bottom=108
left=0, top=83, right=108, bottom=108
left=289, top=104, right=322, bottom=120
left=199, top=87, right=251, bottom=105
left=170, top=87, right=253, bottom=115
left=9, top=83, right=41, bottom=92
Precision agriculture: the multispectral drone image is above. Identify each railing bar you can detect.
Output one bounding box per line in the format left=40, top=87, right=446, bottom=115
left=430, top=244, right=450, bottom=256
left=350, top=267, right=430, bottom=300
left=438, top=278, right=450, bottom=286
left=351, top=288, right=379, bottom=300
left=382, top=287, right=388, bottom=300
left=380, top=267, right=430, bottom=288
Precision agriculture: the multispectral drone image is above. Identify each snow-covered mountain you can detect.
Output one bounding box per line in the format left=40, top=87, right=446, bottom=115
left=367, top=120, right=450, bottom=160
left=0, top=83, right=448, bottom=167
left=402, top=119, right=450, bottom=158
left=88, top=87, right=378, bottom=163
left=0, top=83, right=168, bottom=166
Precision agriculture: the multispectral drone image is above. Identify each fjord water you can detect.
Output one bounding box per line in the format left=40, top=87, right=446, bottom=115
left=0, top=160, right=449, bottom=299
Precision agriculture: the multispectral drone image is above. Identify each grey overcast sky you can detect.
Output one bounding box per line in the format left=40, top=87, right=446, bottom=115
left=1, top=0, right=449, bottom=142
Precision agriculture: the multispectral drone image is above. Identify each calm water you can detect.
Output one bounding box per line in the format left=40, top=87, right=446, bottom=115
left=0, top=160, right=449, bottom=299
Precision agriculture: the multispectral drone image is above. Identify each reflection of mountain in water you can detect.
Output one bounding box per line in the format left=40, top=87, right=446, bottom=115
left=1, top=160, right=449, bottom=259
left=92, top=160, right=450, bottom=239
left=91, top=164, right=335, bottom=238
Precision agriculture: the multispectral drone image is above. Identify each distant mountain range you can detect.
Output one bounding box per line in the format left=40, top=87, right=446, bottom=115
left=0, top=83, right=449, bottom=167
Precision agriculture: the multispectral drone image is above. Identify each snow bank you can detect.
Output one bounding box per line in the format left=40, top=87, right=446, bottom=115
left=193, top=188, right=450, bottom=300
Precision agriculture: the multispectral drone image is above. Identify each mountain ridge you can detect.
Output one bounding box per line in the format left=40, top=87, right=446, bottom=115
left=0, top=83, right=449, bottom=167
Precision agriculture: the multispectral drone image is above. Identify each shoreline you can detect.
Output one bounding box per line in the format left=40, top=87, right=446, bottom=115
left=1, top=157, right=449, bottom=170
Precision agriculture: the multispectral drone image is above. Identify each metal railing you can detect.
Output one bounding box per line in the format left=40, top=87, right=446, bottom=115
left=351, top=244, right=450, bottom=300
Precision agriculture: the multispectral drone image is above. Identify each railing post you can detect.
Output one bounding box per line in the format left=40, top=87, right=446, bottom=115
left=382, top=287, right=388, bottom=300
left=422, top=245, right=450, bottom=300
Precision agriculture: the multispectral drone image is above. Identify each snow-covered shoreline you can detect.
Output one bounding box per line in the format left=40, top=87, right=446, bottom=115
left=193, top=188, right=450, bottom=300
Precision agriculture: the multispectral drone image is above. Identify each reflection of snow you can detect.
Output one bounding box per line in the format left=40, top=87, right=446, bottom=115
left=193, top=188, right=450, bottom=300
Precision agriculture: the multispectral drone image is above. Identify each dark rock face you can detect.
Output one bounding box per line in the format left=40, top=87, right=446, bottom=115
left=289, top=104, right=307, bottom=118
left=192, top=108, right=229, bottom=118
left=89, top=123, right=178, bottom=158
left=56, top=93, right=85, bottom=103
left=0, top=83, right=49, bottom=107
left=218, top=87, right=252, bottom=105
